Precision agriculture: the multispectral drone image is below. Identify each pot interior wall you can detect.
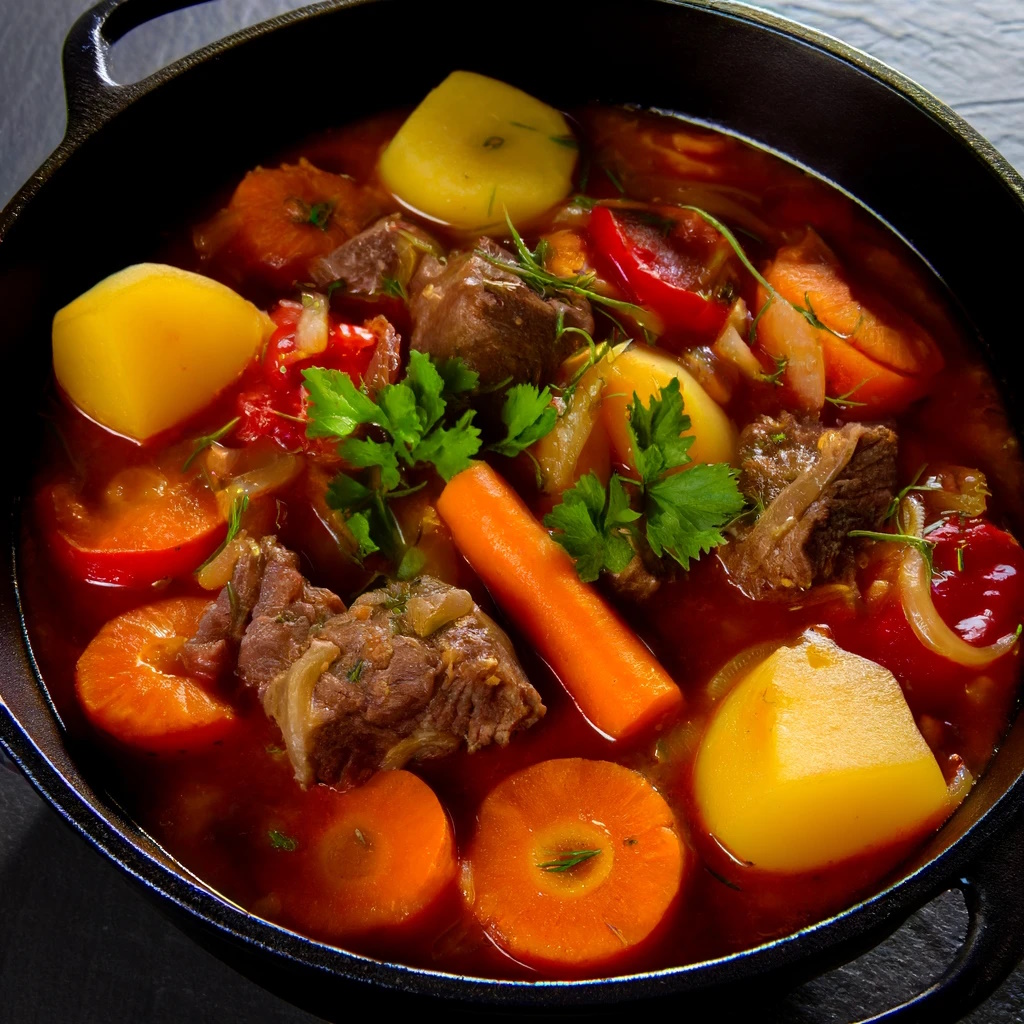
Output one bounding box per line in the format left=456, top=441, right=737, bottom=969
left=2, top=0, right=1023, bottom=1006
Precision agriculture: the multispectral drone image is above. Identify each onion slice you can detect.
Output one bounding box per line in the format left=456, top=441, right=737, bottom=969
left=899, top=545, right=1020, bottom=667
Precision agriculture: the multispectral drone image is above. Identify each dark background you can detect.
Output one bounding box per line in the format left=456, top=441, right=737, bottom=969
left=2, top=2, right=1023, bottom=1021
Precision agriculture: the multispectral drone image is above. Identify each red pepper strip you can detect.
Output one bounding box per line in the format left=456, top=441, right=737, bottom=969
left=40, top=475, right=227, bottom=588
left=588, top=205, right=729, bottom=341
left=831, top=515, right=1024, bottom=716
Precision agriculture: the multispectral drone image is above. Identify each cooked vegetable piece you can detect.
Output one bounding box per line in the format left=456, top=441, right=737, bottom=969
left=52, top=263, right=272, bottom=441
left=270, top=770, right=456, bottom=940
left=692, top=630, right=950, bottom=873
left=465, top=758, right=685, bottom=973
left=437, top=462, right=682, bottom=739
left=41, top=466, right=227, bottom=587
left=600, top=346, right=737, bottom=470
left=196, top=159, right=380, bottom=287
left=757, top=230, right=944, bottom=416
left=588, top=205, right=731, bottom=341
left=835, top=515, right=1024, bottom=714
left=75, top=597, right=237, bottom=752
left=379, top=71, right=576, bottom=231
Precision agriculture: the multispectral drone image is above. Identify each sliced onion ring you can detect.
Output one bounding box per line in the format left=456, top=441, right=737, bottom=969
left=899, top=546, right=1020, bottom=667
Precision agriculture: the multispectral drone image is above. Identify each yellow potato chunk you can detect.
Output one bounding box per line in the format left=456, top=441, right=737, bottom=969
left=53, top=263, right=272, bottom=441
left=601, top=346, right=738, bottom=469
left=692, top=631, right=950, bottom=873
left=378, top=71, right=576, bottom=231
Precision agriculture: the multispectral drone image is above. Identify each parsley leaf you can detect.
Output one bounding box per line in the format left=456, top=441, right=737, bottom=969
left=546, top=383, right=744, bottom=580
left=489, top=383, right=558, bottom=457
left=544, top=473, right=639, bottom=582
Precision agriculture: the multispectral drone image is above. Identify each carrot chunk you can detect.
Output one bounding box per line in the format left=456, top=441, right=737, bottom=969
left=196, top=159, right=379, bottom=287
left=75, top=597, right=236, bottom=752
left=464, top=758, right=686, bottom=974
left=268, top=770, right=457, bottom=941
left=436, top=462, right=683, bottom=741
left=758, top=229, right=943, bottom=416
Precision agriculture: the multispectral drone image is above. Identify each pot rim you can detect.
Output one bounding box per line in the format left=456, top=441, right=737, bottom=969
left=2, top=0, right=1024, bottom=1009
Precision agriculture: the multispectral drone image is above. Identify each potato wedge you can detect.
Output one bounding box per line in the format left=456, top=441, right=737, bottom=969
left=601, top=346, right=737, bottom=469
left=692, top=630, right=950, bottom=873
left=378, top=71, right=576, bottom=231
left=53, top=263, right=272, bottom=441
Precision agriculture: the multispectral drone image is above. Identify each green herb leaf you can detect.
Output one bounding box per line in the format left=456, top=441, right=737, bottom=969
left=303, top=367, right=384, bottom=438
left=435, top=357, right=480, bottom=397
left=409, top=410, right=482, bottom=481
left=546, top=382, right=744, bottom=580
left=537, top=848, right=602, bottom=872
left=626, top=376, right=693, bottom=483
left=544, top=473, right=640, bottom=582
left=268, top=829, right=298, bottom=851
left=489, top=383, right=558, bottom=457
left=195, top=492, right=249, bottom=575
left=848, top=528, right=936, bottom=575
left=645, top=463, right=745, bottom=568
left=183, top=417, right=239, bottom=472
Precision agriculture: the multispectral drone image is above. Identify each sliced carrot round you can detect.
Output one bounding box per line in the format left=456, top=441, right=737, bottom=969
left=75, top=597, right=236, bottom=753
left=465, top=758, right=686, bottom=974
left=270, top=770, right=457, bottom=941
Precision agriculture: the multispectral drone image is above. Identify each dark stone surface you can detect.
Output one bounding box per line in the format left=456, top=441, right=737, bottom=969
left=2, top=2, right=1023, bottom=1022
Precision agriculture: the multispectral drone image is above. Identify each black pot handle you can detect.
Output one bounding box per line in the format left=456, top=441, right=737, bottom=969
left=61, top=0, right=215, bottom=136
left=849, top=808, right=1024, bottom=1024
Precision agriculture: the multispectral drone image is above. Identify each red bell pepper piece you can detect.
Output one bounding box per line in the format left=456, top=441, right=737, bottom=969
left=588, top=205, right=730, bottom=342
left=831, top=516, right=1024, bottom=717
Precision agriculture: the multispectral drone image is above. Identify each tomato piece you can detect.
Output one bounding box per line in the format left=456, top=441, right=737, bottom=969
left=42, top=465, right=227, bottom=588
left=75, top=597, right=237, bottom=753
left=236, top=301, right=379, bottom=450
left=588, top=205, right=730, bottom=342
left=833, top=517, right=1024, bottom=716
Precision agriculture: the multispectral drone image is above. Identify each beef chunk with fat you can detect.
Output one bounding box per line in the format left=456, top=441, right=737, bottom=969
left=408, top=237, right=593, bottom=387
left=309, top=214, right=440, bottom=295
left=199, top=540, right=544, bottom=787
left=720, top=413, right=897, bottom=600
left=181, top=537, right=346, bottom=683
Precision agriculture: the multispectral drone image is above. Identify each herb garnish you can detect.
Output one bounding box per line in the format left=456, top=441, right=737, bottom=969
left=196, top=492, right=249, bottom=575
left=545, top=379, right=745, bottom=581
left=537, top=848, right=602, bottom=872
left=268, top=829, right=298, bottom=851
left=479, top=214, right=660, bottom=340
left=848, top=528, right=936, bottom=575
left=183, top=417, right=239, bottom=472
left=304, top=352, right=557, bottom=568
left=378, top=275, right=407, bottom=301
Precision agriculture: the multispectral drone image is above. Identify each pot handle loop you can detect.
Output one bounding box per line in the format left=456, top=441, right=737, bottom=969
left=851, top=808, right=1024, bottom=1024
left=62, top=0, right=213, bottom=135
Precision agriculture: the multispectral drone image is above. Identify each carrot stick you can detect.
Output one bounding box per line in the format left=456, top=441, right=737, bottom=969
left=436, top=461, right=683, bottom=740
left=75, top=597, right=237, bottom=753
left=267, top=770, right=457, bottom=941
left=465, top=757, right=686, bottom=974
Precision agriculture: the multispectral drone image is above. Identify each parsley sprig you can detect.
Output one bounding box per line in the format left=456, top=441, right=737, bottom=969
left=303, top=353, right=557, bottom=565
left=545, top=379, right=745, bottom=581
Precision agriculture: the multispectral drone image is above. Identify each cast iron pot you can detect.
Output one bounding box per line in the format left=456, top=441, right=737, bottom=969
left=2, top=1, right=1024, bottom=1019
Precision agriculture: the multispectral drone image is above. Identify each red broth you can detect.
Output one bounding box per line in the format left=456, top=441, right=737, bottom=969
left=20, top=102, right=1024, bottom=979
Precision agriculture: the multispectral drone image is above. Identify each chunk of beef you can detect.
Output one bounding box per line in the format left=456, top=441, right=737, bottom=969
left=225, top=545, right=543, bottom=787
left=720, top=413, right=897, bottom=600
left=408, top=237, right=594, bottom=387
left=180, top=537, right=345, bottom=683
left=308, top=214, right=440, bottom=295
